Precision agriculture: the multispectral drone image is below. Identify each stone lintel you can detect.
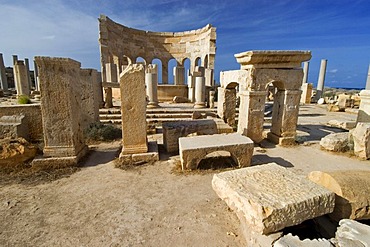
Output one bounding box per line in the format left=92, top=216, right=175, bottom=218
left=34, top=56, right=81, bottom=68
left=234, top=50, right=312, bottom=69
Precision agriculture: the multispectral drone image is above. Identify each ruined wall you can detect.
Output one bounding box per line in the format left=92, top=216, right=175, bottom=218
left=0, top=104, right=43, bottom=141
left=98, top=15, right=216, bottom=83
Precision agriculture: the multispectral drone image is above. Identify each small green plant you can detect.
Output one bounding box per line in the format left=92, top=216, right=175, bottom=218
left=85, top=122, right=122, bottom=141
left=17, top=95, right=31, bottom=104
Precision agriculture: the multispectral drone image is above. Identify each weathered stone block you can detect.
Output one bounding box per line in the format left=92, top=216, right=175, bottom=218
left=163, top=119, right=218, bottom=153
left=180, top=133, right=254, bottom=170
left=212, top=163, right=335, bottom=234
left=308, top=170, right=370, bottom=221
left=352, top=122, right=370, bottom=159
left=0, top=114, right=28, bottom=140
left=320, top=132, right=350, bottom=152
left=0, top=138, right=37, bottom=166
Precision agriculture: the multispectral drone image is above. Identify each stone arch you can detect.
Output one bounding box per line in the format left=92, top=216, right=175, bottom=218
left=168, top=58, right=177, bottom=84
left=136, top=56, right=147, bottom=65
left=186, top=149, right=246, bottom=170
left=198, top=150, right=238, bottom=169
left=182, top=58, right=191, bottom=85
left=203, top=54, right=209, bottom=68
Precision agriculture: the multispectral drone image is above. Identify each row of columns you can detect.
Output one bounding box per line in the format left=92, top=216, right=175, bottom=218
left=0, top=53, right=40, bottom=94
left=104, top=62, right=208, bottom=109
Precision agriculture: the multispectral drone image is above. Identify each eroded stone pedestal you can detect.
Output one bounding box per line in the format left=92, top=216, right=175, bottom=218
left=212, top=163, right=335, bottom=235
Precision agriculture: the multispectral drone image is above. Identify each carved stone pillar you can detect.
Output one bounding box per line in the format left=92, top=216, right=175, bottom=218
left=237, top=91, right=266, bottom=143
left=268, top=90, right=302, bottom=145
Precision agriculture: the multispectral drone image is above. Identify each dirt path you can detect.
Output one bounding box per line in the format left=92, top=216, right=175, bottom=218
left=0, top=143, right=245, bottom=247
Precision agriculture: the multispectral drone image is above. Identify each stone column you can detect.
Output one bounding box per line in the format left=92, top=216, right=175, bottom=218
left=315, top=59, right=327, bottom=101
left=268, top=90, right=302, bottom=145
left=217, top=87, right=236, bottom=126
left=14, top=60, right=30, bottom=96
left=194, top=73, right=206, bottom=108
left=173, top=66, right=185, bottom=85
left=34, top=57, right=87, bottom=159
left=120, top=64, right=147, bottom=154
left=209, top=91, right=215, bottom=108
left=357, top=90, right=370, bottom=123
left=302, top=62, right=309, bottom=84
left=96, top=72, right=104, bottom=108
left=80, top=68, right=99, bottom=130
left=145, top=64, right=159, bottom=108
left=12, top=55, right=18, bottom=65
left=0, top=53, right=8, bottom=91
left=204, top=68, right=214, bottom=87
left=365, top=65, right=370, bottom=90
left=12, top=55, right=18, bottom=90
left=237, top=91, right=266, bottom=143
left=24, top=58, right=32, bottom=89
left=187, top=70, right=195, bottom=102
left=33, top=60, right=39, bottom=91
left=300, top=83, right=313, bottom=104
left=104, top=62, right=117, bottom=108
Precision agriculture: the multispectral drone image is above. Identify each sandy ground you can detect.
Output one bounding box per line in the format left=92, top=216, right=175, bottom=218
left=1, top=104, right=370, bottom=247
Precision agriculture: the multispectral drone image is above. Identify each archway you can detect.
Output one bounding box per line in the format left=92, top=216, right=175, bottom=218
left=198, top=151, right=238, bottom=170
left=183, top=58, right=191, bottom=85
left=136, top=57, right=147, bottom=65
left=168, top=58, right=177, bottom=85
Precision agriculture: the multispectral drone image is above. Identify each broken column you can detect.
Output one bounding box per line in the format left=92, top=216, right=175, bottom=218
left=14, top=60, right=30, bottom=96
left=315, top=59, right=327, bottom=101
left=302, top=61, right=309, bottom=84
left=24, top=58, right=32, bottom=89
left=193, top=68, right=206, bottom=108
left=119, top=64, right=158, bottom=165
left=217, top=87, right=237, bottom=126
left=0, top=53, right=8, bottom=91
left=33, top=60, right=39, bottom=91
left=173, top=66, right=185, bottom=85
left=33, top=57, right=88, bottom=165
left=308, top=170, right=370, bottom=221
left=300, top=82, right=313, bottom=104
left=187, top=70, right=195, bottom=102
left=145, top=64, right=159, bottom=108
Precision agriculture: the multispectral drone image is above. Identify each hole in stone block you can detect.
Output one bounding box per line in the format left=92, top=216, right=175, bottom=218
left=198, top=151, right=237, bottom=170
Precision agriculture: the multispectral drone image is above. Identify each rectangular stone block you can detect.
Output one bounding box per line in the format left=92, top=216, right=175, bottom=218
left=212, top=163, right=335, bottom=234
left=180, top=133, right=254, bottom=170
left=163, top=119, right=218, bottom=153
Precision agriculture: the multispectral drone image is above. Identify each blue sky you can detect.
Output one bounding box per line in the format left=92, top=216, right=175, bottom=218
left=1, top=0, right=369, bottom=88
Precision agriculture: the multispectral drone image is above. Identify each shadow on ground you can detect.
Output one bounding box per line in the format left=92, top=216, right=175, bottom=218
left=252, top=154, right=294, bottom=168
left=297, top=124, right=347, bottom=142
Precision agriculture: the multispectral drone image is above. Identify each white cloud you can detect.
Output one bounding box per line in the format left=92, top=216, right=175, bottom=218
left=329, top=69, right=338, bottom=73
left=0, top=0, right=99, bottom=69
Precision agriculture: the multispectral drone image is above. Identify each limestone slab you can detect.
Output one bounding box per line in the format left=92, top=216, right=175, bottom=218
left=212, top=163, right=335, bottom=234
left=308, top=170, right=370, bottom=221
left=180, top=133, right=254, bottom=170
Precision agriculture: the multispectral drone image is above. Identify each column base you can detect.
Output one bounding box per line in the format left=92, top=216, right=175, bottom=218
left=147, top=102, right=160, bottom=108
left=31, top=145, right=88, bottom=168
left=118, top=141, right=159, bottom=166
left=267, top=132, right=296, bottom=146
left=194, top=102, right=206, bottom=108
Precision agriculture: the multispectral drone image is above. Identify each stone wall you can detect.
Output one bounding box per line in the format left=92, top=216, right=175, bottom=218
left=0, top=104, right=42, bottom=141
left=98, top=15, right=216, bottom=84
left=157, top=85, right=188, bottom=102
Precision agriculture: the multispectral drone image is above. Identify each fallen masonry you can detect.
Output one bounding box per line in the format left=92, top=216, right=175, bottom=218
left=179, top=133, right=254, bottom=170
left=212, top=163, right=335, bottom=235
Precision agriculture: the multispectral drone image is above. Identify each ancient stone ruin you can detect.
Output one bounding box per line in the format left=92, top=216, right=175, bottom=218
left=1, top=14, right=370, bottom=247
